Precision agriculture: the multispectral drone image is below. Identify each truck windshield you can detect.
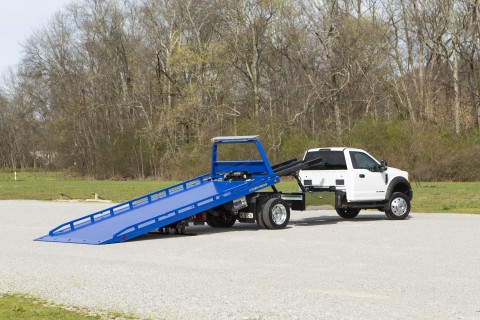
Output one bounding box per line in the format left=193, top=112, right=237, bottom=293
left=303, top=150, right=347, bottom=170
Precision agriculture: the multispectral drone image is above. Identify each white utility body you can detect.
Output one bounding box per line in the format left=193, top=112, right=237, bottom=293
left=299, top=147, right=413, bottom=220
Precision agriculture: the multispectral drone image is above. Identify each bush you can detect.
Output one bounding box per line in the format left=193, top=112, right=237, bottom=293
left=343, top=118, right=480, bottom=181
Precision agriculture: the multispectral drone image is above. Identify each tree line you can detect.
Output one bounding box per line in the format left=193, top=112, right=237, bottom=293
left=0, top=0, right=479, bottom=180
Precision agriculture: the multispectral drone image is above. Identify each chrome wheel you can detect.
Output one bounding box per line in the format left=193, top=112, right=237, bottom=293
left=390, top=197, right=408, bottom=216
left=260, top=198, right=290, bottom=229
left=272, top=204, right=287, bottom=225
left=385, top=192, right=411, bottom=220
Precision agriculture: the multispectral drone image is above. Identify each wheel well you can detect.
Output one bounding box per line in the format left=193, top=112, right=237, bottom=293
left=391, top=183, right=412, bottom=199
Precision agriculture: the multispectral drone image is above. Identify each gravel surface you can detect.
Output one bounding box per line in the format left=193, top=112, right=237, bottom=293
left=1, top=200, right=480, bottom=319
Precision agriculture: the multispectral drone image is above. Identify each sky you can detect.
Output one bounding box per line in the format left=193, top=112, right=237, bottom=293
left=0, top=0, right=72, bottom=77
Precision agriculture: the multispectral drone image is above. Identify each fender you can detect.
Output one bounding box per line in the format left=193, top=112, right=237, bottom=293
left=385, top=176, right=413, bottom=201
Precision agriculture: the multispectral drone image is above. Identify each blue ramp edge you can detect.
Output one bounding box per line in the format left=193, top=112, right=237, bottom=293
left=35, top=174, right=278, bottom=245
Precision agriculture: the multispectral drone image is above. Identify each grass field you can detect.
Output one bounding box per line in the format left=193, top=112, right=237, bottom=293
left=0, top=294, right=100, bottom=320
left=0, top=170, right=479, bottom=213
left=0, top=293, right=141, bottom=320
left=0, top=171, right=178, bottom=203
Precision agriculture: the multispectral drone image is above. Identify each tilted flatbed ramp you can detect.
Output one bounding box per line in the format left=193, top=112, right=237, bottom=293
left=35, top=136, right=280, bottom=244
left=35, top=174, right=278, bottom=244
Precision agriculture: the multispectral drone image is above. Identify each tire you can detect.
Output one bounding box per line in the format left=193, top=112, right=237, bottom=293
left=385, top=192, right=411, bottom=220
left=215, top=213, right=236, bottom=228
left=206, top=209, right=236, bottom=228
left=256, top=209, right=267, bottom=229
left=206, top=214, right=219, bottom=227
left=260, top=198, right=290, bottom=230
left=335, top=208, right=360, bottom=219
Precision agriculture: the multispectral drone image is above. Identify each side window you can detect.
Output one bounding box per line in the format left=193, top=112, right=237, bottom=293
left=350, top=152, right=378, bottom=172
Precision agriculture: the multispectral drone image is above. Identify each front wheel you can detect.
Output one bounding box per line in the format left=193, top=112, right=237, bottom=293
left=260, top=198, right=290, bottom=229
left=385, top=192, right=411, bottom=220
left=336, top=208, right=360, bottom=219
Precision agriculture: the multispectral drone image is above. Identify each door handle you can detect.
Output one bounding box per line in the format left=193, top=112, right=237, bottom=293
left=359, top=174, right=365, bottom=178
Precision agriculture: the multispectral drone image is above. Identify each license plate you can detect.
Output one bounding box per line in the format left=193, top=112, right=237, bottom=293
left=239, top=212, right=254, bottom=219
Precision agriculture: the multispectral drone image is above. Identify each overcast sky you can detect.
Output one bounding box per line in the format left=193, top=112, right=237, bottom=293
left=0, top=0, right=72, bottom=77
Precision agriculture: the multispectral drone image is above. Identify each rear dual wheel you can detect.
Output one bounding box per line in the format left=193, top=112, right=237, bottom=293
left=257, top=198, right=290, bottom=230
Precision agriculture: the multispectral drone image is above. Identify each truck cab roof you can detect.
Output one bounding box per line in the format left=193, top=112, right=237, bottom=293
left=306, top=147, right=366, bottom=153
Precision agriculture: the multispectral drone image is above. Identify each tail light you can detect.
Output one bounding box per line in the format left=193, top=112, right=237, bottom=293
left=193, top=213, right=207, bottom=222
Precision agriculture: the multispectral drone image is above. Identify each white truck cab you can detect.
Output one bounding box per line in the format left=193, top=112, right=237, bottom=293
left=299, top=148, right=413, bottom=220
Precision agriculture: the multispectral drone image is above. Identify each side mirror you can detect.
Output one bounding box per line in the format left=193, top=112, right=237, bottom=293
left=380, top=159, right=388, bottom=171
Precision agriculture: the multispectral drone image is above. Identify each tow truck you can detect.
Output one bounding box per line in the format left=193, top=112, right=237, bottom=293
left=36, top=138, right=412, bottom=245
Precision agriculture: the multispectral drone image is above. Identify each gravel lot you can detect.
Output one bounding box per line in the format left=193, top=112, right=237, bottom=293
left=1, top=200, right=480, bottom=319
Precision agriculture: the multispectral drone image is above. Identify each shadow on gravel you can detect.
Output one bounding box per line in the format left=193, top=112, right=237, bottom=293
left=127, top=213, right=411, bottom=242
left=290, top=215, right=387, bottom=227
left=128, top=224, right=261, bottom=242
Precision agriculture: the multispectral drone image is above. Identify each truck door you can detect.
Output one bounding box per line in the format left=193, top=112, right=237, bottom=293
left=349, top=151, right=387, bottom=201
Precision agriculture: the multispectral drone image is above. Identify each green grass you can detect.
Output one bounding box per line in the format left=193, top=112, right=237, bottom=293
left=0, top=293, right=143, bottom=320
left=0, top=170, right=178, bottom=203
left=410, top=181, right=480, bottom=214
left=0, top=171, right=479, bottom=213
left=0, top=294, right=99, bottom=320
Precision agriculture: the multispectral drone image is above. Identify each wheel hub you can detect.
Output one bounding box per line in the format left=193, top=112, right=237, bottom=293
left=391, top=197, right=407, bottom=216
left=272, top=204, right=287, bottom=224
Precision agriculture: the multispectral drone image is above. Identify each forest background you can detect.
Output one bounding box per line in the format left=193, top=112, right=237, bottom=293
left=1, top=0, right=479, bottom=181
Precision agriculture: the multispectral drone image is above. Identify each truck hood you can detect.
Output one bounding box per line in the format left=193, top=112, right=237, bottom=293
left=387, top=167, right=409, bottom=180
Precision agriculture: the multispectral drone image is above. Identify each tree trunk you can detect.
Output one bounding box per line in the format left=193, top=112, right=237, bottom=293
left=452, top=37, right=461, bottom=135
left=477, top=106, right=480, bottom=130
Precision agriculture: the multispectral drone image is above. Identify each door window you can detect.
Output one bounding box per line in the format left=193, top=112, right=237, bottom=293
left=350, top=152, right=378, bottom=172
